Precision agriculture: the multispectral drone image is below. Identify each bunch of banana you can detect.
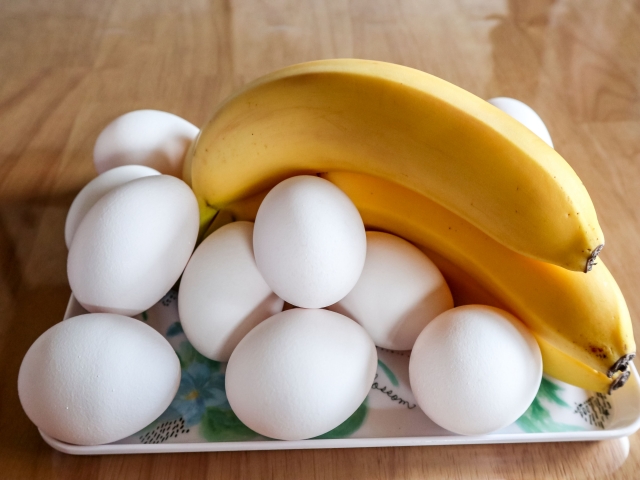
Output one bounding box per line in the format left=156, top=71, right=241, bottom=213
left=324, top=172, right=634, bottom=394
left=185, top=59, right=635, bottom=394
left=188, top=59, right=603, bottom=272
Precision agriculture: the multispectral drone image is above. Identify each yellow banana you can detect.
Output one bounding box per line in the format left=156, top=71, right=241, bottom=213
left=203, top=173, right=630, bottom=393
left=188, top=59, right=603, bottom=272
left=418, top=246, right=614, bottom=393
left=321, top=171, right=634, bottom=394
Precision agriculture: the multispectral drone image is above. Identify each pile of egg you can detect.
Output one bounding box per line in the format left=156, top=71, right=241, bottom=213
left=18, top=109, right=543, bottom=446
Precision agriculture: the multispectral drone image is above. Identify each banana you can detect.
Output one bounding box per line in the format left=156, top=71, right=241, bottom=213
left=203, top=172, right=632, bottom=392
left=188, top=59, right=603, bottom=272
left=322, top=171, right=634, bottom=394
left=418, top=246, right=614, bottom=393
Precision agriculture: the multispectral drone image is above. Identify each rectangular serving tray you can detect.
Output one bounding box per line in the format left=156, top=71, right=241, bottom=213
left=41, top=293, right=640, bottom=455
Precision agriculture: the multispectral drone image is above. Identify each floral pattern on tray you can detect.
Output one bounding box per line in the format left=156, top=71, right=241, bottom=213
left=102, top=291, right=613, bottom=446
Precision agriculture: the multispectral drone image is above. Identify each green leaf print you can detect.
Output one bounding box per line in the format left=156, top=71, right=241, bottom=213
left=200, top=407, right=262, bottom=442
left=176, top=341, right=221, bottom=372
left=314, top=399, right=368, bottom=439
left=516, top=378, right=584, bottom=433
left=537, top=377, right=569, bottom=408
left=377, top=360, right=399, bottom=387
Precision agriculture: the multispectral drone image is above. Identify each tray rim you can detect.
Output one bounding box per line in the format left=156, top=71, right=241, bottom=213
left=39, top=396, right=640, bottom=456
left=46, top=295, right=640, bottom=455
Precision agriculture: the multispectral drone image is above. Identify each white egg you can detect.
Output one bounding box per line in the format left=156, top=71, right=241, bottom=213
left=65, top=165, right=161, bottom=248
left=93, top=110, right=199, bottom=177
left=18, top=313, right=180, bottom=446
left=226, top=308, right=377, bottom=440
left=253, top=176, right=366, bottom=308
left=328, top=231, right=453, bottom=350
left=409, top=305, right=542, bottom=436
left=179, top=221, right=284, bottom=361
left=488, top=97, right=553, bottom=148
left=68, top=175, right=199, bottom=316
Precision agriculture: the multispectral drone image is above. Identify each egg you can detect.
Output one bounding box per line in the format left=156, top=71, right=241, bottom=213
left=487, top=97, right=553, bottom=148
left=226, top=308, right=377, bottom=440
left=253, top=175, right=366, bottom=308
left=178, top=221, right=284, bottom=361
left=18, top=313, right=181, bottom=446
left=328, top=231, right=453, bottom=350
left=68, top=175, right=199, bottom=316
left=65, top=165, right=160, bottom=248
left=93, top=110, right=199, bottom=177
left=409, top=305, right=542, bottom=435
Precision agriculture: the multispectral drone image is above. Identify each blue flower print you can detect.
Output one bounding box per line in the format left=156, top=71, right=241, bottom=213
left=169, top=362, right=229, bottom=427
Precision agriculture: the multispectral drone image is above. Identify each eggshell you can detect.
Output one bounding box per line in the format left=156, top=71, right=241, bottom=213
left=65, top=165, right=160, bottom=248
left=68, top=175, right=199, bottom=316
left=329, top=231, right=453, bottom=350
left=226, top=308, right=377, bottom=440
left=253, top=176, right=366, bottom=308
left=18, top=313, right=181, bottom=446
left=409, top=305, right=542, bottom=435
left=93, top=110, right=199, bottom=177
left=488, top=97, right=553, bottom=148
left=178, top=221, right=284, bottom=361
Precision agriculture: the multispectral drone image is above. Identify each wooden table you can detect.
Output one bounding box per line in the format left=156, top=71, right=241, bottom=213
left=1, top=0, right=640, bottom=478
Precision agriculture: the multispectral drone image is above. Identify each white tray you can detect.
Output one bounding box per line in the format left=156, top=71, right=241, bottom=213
left=41, top=292, right=640, bottom=455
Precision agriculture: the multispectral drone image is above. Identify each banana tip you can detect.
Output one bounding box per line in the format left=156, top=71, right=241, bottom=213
left=608, top=352, right=635, bottom=377
left=609, top=371, right=631, bottom=395
left=584, top=244, right=604, bottom=273
left=607, top=353, right=636, bottom=394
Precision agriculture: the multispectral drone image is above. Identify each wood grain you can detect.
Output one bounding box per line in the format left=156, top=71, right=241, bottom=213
left=2, top=0, right=640, bottom=478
